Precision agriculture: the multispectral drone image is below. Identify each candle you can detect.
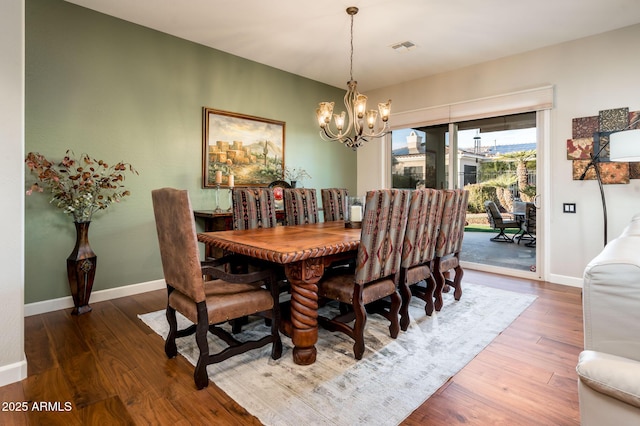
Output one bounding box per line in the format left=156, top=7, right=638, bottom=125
left=350, top=205, right=362, bottom=222
left=228, top=174, right=234, bottom=188
left=214, top=170, right=222, bottom=184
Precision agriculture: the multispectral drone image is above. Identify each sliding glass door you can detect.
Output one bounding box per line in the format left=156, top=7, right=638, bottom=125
left=391, top=125, right=448, bottom=189
left=391, top=112, right=539, bottom=276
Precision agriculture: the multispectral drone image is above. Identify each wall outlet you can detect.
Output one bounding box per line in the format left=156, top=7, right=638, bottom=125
left=563, top=203, right=576, bottom=213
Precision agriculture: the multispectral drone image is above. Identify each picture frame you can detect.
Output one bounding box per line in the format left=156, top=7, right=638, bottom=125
left=202, top=108, right=285, bottom=188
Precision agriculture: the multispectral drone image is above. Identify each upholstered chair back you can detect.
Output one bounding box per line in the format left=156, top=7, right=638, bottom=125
left=436, top=189, right=469, bottom=258
left=283, top=188, right=319, bottom=226
left=231, top=188, right=278, bottom=230
left=355, top=189, right=410, bottom=285
left=151, top=188, right=205, bottom=303
left=484, top=200, right=504, bottom=228
left=321, top=188, right=348, bottom=222
left=401, top=188, right=445, bottom=269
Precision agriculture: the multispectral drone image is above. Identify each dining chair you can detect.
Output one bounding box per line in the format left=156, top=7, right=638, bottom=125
left=398, top=188, right=445, bottom=330
left=231, top=187, right=278, bottom=230
left=231, top=187, right=288, bottom=332
left=321, top=188, right=348, bottom=222
left=151, top=187, right=282, bottom=389
left=433, top=189, right=469, bottom=311
left=317, top=189, right=410, bottom=360
left=283, top=188, right=319, bottom=226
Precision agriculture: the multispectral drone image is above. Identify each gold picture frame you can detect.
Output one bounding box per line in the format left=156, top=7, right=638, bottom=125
left=202, top=108, right=285, bottom=188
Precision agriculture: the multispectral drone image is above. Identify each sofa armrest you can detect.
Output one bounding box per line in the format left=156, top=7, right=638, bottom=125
left=577, top=350, right=640, bottom=409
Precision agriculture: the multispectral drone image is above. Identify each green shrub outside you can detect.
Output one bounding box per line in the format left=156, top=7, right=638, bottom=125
left=465, top=184, right=498, bottom=213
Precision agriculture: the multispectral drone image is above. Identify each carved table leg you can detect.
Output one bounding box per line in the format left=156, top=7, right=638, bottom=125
left=285, top=258, right=325, bottom=365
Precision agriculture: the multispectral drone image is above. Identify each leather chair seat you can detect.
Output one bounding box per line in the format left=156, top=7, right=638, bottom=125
left=169, top=280, right=274, bottom=325
left=319, top=275, right=397, bottom=305
left=404, top=264, right=431, bottom=287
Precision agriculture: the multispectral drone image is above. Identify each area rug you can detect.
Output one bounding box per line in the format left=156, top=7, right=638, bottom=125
left=139, top=283, right=536, bottom=426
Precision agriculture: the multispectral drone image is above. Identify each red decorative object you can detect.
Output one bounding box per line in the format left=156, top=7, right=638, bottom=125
left=67, top=221, right=97, bottom=315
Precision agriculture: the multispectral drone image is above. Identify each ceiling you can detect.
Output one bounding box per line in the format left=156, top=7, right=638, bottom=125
left=65, top=0, right=640, bottom=92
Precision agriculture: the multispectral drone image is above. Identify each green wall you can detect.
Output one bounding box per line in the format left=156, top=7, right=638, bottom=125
left=25, top=0, right=352, bottom=304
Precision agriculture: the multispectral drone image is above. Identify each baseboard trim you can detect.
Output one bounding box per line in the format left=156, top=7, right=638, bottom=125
left=547, top=273, right=583, bottom=288
left=24, top=279, right=166, bottom=317
left=0, top=357, right=27, bottom=387
left=462, top=262, right=583, bottom=288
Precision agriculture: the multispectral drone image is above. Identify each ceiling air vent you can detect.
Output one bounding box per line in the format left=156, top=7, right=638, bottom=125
left=390, top=41, right=416, bottom=52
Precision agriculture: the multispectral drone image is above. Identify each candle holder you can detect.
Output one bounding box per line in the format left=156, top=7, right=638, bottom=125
left=345, top=195, right=364, bottom=229
left=214, top=183, right=222, bottom=213
left=226, top=175, right=235, bottom=212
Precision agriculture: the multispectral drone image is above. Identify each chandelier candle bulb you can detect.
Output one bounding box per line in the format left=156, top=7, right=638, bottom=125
left=215, top=170, right=222, bottom=184
left=228, top=174, right=234, bottom=187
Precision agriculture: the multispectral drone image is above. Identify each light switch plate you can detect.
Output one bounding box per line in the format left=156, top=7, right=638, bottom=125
left=563, top=203, right=576, bottom=213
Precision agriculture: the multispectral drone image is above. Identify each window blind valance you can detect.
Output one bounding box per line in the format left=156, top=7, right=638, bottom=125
left=390, top=85, right=554, bottom=129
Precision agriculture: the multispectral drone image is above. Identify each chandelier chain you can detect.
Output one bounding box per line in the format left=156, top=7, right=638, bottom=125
left=349, top=13, right=354, bottom=82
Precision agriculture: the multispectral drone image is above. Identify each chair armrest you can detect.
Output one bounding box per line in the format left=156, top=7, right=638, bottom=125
left=577, top=350, right=640, bottom=409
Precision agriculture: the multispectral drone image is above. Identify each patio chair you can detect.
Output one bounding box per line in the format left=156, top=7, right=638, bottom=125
left=519, top=202, right=536, bottom=247
left=484, top=200, right=520, bottom=242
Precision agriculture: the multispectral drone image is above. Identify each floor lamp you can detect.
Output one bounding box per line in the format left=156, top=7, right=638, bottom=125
left=579, top=119, right=640, bottom=246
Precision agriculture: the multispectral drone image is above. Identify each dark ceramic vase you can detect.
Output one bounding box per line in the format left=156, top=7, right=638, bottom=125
left=67, top=221, right=97, bottom=315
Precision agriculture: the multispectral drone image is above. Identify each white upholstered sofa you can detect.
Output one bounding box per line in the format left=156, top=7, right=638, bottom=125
left=577, top=214, right=640, bottom=425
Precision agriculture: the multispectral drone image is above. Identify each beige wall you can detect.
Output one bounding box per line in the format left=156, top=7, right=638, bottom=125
left=362, top=23, right=640, bottom=283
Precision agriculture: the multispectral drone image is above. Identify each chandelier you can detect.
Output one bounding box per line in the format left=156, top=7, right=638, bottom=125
left=316, top=7, right=392, bottom=150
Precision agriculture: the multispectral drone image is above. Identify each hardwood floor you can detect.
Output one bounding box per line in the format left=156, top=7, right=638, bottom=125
left=0, top=270, right=582, bottom=425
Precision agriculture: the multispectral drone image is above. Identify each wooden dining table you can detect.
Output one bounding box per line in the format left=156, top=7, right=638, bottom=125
left=197, top=221, right=361, bottom=365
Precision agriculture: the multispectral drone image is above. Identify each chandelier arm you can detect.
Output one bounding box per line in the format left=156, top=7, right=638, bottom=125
left=344, top=88, right=356, bottom=137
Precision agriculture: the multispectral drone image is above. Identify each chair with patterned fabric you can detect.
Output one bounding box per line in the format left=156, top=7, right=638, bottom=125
left=321, top=188, right=348, bottom=222
left=151, top=188, right=282, bottom=389
left=398, top=188, right=445, bottom=331
left=231, top=187, right=278, bottom=231
left=433, top=189, right=469, bottom=311
left=317, top=189, right=410, bottom=360
left=283, top=188, right=319, bottom=226
left=230, top=187, right=284, bottom=333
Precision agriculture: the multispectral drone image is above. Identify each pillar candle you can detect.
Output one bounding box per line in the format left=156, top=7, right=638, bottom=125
left=215, top=170, right=222, bottom=184
left=228, top=174, right=234, bottom=188
left=350, top=205, right=363, bottom=222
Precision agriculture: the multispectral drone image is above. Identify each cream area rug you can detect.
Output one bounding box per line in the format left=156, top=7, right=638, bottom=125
left=139, top=283, right=536, bottom=426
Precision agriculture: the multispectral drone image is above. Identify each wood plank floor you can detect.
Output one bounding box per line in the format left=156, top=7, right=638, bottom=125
left=0, top=270, right=583, bottom=425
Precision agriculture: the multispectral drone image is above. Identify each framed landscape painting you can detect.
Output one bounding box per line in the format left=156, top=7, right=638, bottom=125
left=202, top=108, right=285, bottom=188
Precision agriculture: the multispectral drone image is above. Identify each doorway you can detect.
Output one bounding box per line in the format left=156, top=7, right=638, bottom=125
left=391, top=112, right=539, bottom=276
